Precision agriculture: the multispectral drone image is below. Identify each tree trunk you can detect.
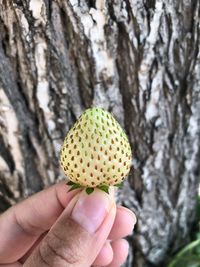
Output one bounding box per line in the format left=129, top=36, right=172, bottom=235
left=0, top=0, right=199, bottom=266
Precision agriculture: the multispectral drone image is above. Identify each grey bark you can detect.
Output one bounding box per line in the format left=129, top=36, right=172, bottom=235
left=0, top=0, right=200, bottom=266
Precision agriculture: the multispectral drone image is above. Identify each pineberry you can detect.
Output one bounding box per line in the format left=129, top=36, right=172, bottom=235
left=60, top=107, right=132, bottom=194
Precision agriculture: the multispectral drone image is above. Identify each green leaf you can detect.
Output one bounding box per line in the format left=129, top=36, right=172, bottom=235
left=167, top=239, right=200, bottom=267
left=97, top=185, right=109, bottom=194
left=196, top=196, right=200, bottom=222
left=66, top=181, right=76, bottom=186
left=114, top=182, right=123, bottom=189
left=196, top=232, right=200, bottom=240
left=86, top=188, right=94, bottom=195
left=68, top=183, right=82, bottom=192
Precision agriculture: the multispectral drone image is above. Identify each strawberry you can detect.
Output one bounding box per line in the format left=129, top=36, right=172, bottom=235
left=60, top=107, right=132, bottom=194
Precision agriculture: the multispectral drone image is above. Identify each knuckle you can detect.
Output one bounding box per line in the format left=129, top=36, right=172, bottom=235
left=14, top=210, right=44, bottom=236
left=39, top=227, right=84, bottom=266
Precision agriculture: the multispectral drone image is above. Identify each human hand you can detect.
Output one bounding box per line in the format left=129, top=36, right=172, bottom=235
left=0, top=182, right=136, bottom=267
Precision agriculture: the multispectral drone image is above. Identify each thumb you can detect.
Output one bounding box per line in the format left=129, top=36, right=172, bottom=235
left=24, top=189, right=116, bottom=267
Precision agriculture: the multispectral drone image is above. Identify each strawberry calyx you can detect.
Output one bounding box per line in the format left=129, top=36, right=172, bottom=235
left=66, top=180, right=123, bottom=195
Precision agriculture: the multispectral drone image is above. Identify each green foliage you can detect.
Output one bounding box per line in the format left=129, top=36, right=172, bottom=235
left=97, top=184, right=109, bottom=194
left=196, top=196, right=200, bottom=222
left=68, top=183, right=82, bottom=192
left=86, top=188, right=94, bottom=194
left=167, top=196, right=200, bottom=267
left=114, top=182, right=123, bottom=188
left=66, top=181, right=120, bottom=194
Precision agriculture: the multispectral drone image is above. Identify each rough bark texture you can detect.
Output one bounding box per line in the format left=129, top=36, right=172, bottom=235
left=0, top=0, right=200, bottom=266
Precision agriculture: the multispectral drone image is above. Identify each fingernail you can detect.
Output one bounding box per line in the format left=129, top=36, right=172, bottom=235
left=121, top=207, right=137, bottom=226
left=71, top=190, right=113, bottom=233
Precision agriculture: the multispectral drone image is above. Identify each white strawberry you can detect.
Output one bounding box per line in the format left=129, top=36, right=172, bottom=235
left=60, top=107, right=132, bottom=194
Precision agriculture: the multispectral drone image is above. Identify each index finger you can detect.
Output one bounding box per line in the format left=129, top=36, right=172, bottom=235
left=0, top=182, right=78, bottom=264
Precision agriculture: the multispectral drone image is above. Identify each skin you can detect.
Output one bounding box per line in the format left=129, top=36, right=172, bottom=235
left=0, top=182, right=136, bottom=267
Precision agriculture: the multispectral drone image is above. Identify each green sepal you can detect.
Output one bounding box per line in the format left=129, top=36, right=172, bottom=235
left=97, top=184, right=109, bottom=194
left=66, top=181, right=76, bottom=186
left=114, top=182, right=123, bottom=189
left=86, top=188, right=94, bottom=195
left=68, top=183, right=82, bottom=192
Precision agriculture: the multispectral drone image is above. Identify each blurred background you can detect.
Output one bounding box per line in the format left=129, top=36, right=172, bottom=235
left=0, top=0, right=200, bottom=266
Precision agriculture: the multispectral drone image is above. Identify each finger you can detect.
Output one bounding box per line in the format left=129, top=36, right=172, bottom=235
left=0, top=264, right=22, bottom=267
left=92, top=241, right=113, bottom=266
left=0, top=182, right=79, bottom=263
left=24, top=189, right=116, bottom=267
left=91, top=206, right=136, bottom=267
left=21, top=206, right=134, bottom=265
left=107, top=239, right=129, bottom=267
left=108, top=206, right=136, bottom=240
left=19, top=233, right=47, bottom=264
left=20, top=205, right=136, bottom=264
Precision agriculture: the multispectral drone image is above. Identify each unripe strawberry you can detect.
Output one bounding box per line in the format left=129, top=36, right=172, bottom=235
left=60, top=107, right=132, bottom=193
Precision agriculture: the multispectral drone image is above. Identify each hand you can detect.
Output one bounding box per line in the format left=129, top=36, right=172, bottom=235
left=0, top=182, right=136, bottom=267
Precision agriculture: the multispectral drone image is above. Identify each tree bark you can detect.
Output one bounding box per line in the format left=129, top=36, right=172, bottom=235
left=0, top=0, right=199, bottom=266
